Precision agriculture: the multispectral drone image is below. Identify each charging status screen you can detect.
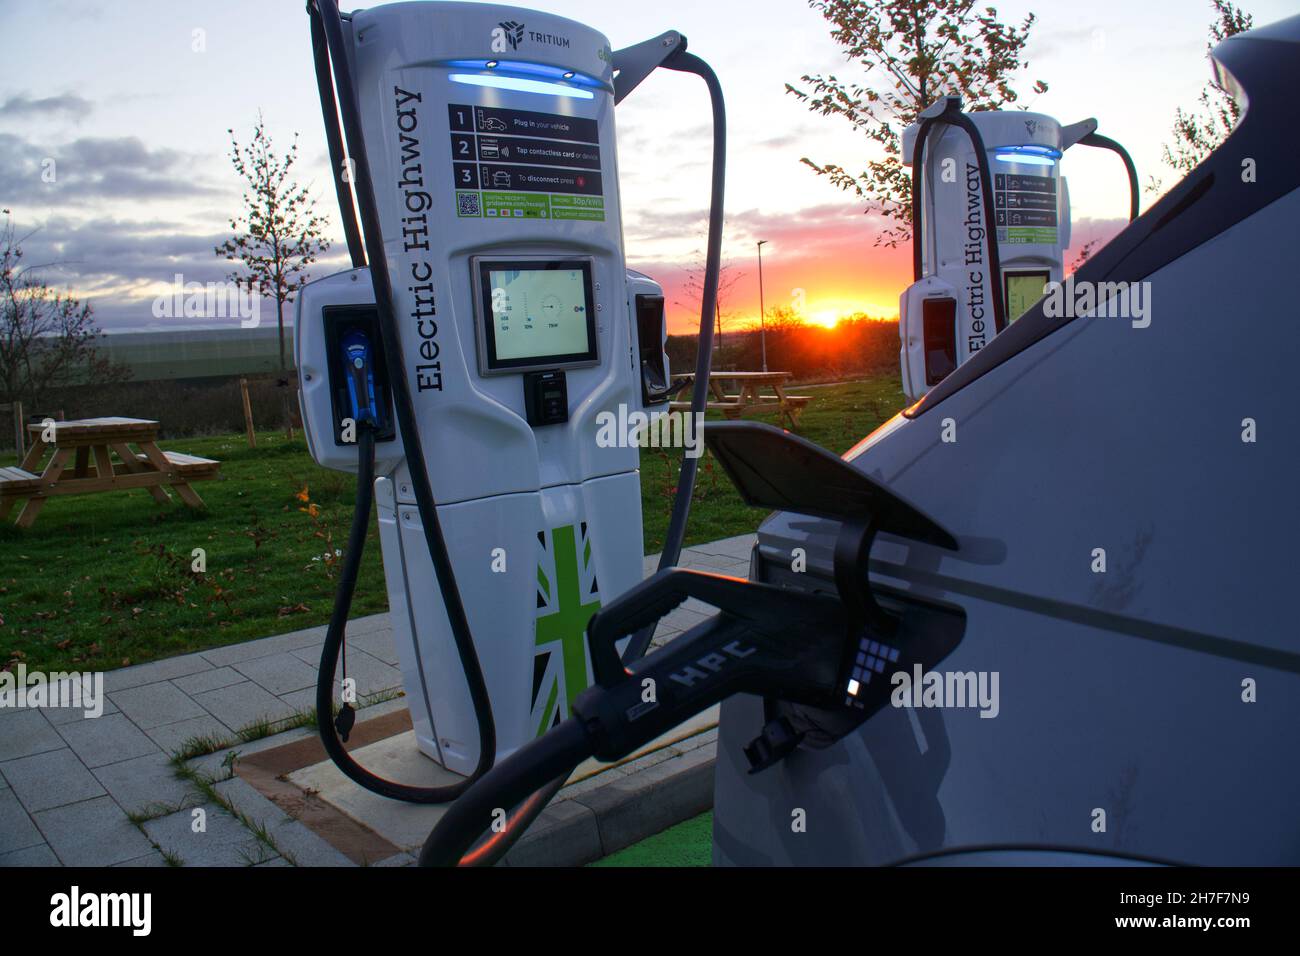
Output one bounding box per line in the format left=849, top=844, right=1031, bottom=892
left=478, top=259, right=598, bottom=371
left=1004, top=271, right=1050, bottom=323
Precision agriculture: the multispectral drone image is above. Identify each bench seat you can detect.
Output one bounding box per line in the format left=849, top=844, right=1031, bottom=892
left=135, top=451, right=222, bottom=476
left=0, top=466, right=41, bottom=492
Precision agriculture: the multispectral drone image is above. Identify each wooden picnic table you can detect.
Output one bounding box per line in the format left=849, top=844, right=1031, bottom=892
left=0, top=417, right=220, bottom=528
left=670, top=371, right=813, bottom=428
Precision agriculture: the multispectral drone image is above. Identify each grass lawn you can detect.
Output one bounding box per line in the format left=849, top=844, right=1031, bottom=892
left=0, top=373, right=905, bottom=673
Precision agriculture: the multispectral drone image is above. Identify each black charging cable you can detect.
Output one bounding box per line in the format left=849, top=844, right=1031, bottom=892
left=308, top=0, right=497, bottom=803
left=1079, top=132, right=1140, bottom=222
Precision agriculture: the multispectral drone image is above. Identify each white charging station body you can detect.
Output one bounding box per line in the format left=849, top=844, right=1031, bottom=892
left=899, top=110, right=1083, bottom=401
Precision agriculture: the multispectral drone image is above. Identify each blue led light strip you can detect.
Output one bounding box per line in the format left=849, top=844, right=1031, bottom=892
left=449, top=72, right=595, bottom=100
left=993, top=144, right=1062, bottom=166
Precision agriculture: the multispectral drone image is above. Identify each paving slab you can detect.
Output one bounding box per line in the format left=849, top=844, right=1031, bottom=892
left=232, top=652, right=320, bottom=696
left=276, top=688, right=319, bottom=715
left=344, top=613, right=392, bottom=637
left=35, top=796, right=155, bottom=866
left=0, top=843, right=60, bottom=866
left=687, top=533, right=757, bottom=560
left=142, top=805, right=274, bottom=867
left=0, top=709, right=64, bottom=762
left=92, top=751, right=198, bottom=815
left=56, top=713, right=160, bottom=768
left=661, top=604, right=714, bottom=633
left=112, top=850, right=170, bottom=867
left=213, top=776, right=291, bottom=830
left=266, top=818, right=356, bottom=867
left=111, top=681, right=209, bottom=730
left=2, top=748, right=105, bottom=812
left=38, top=690, right=120, bottom=725
left=182, top=721, right=322, bottom=780
left=287, top=731, right=463, bottom=850
left=145, top=714, right=235, bottom=756
left=679, top=548, right=746, bottom=571
left=199, top=626, right=326, bottom=667
left=191, top=680, right=296, bottom=731
left=0, top=788, right=43, bottom=854
left=102, top=654, right=212, bottom=693
left=342, top=628, right=399, bottom=665
left=317, top=650, right=404, bottom=698
left=171, top=666, right=247, bottom=696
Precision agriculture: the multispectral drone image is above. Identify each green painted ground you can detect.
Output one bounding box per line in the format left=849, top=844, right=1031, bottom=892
left=590, top=812, right=714, bottom=867
left=1, top=375, right=906, bottom=672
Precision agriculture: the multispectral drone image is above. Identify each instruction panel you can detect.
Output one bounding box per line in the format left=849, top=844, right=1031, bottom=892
left=994, top=172, right=1058, bottom=245
left=450, top=104, right=606, bottom=222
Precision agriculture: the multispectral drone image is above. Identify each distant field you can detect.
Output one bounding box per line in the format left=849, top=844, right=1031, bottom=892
left=0, top=376, right=907, bottom=673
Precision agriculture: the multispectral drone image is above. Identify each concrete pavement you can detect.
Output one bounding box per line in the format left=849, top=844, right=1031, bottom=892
left=0, top=533, right=754, bottom=866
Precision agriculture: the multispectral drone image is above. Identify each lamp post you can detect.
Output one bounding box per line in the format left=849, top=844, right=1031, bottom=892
left=756, top=239, right=768, bottom=372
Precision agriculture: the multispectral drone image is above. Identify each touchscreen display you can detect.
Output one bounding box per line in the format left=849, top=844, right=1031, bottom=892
left=479, top=261, right=596, bottom=369
left=1004, top=271, right=1050, bottom=324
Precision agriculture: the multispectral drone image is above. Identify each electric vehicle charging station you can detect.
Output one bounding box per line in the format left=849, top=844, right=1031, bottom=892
left=299, top=0, right=726, bottom=831
left=297, top=264, right=668, bottom=773
left=899, top=98, right=1137, bottom=401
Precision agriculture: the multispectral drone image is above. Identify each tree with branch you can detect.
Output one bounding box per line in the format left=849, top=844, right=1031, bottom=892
left=1149, top=0, right=1253, bottom=193
left=788, top=0, right=1047, bottom=246
left=675, top=251, right=746, bottom=347
left=216, top=115, right=330, bottom=370
left=0, top=210, right=128, bottom=409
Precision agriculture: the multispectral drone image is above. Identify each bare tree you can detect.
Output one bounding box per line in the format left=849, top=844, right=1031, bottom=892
left=675, top=251, right=746, bottom=347
left=1149, top=0, right=1253, bottom=192
left=788, top=0, right=1047, bottom=247
left=0, top=210, right=128, bottom=409
left=216, top=115, right=330, bottom=370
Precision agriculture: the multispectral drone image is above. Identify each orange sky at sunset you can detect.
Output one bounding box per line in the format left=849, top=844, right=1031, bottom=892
left=633, top=209, right=1127, bottom=336
left=3, top=0, right=1283, bottom=334
left=628, top=204, right=915, bottom=336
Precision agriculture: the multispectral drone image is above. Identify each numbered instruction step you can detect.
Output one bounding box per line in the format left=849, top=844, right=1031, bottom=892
left=449, top=103, right=606, bottom=222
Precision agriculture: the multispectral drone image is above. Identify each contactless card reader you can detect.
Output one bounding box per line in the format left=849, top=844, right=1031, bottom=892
left=524, top=370, right=568, bottom=427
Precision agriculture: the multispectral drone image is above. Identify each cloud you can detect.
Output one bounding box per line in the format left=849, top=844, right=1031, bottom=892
left=0, top=132, right=223, bottom=205
left=6, top=212, right=349, bottom=329
left=626, top=200, right=912, bottom=329
left=0, top=93, right=93, bottom=119
left=1026, top=25, right=1099, bottom=61
left=628, top=200, right=895, bottom=259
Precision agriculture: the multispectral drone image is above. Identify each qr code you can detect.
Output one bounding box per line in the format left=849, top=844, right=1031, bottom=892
left=457, top=192, right=481, bottom=217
